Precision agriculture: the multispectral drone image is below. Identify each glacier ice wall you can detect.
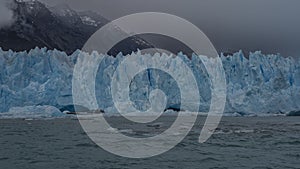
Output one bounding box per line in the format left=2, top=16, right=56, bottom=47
left=221, top=51, right=300, bottom=115
left=0, top=47, right=299, bottom=116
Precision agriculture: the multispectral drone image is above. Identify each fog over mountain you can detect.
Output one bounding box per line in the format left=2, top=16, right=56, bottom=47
left=39, top=0, right=300, bottom=57
left=0, top=0, right=14, bottom=28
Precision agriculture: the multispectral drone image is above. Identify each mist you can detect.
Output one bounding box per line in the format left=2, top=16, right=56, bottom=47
left=0, top=0, right=14, bottom=28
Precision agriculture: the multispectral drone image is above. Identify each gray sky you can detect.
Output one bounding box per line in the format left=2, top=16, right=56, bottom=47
left=0, top=0, right=14, bottom=28
left=40, top=0, right=300, bottom=56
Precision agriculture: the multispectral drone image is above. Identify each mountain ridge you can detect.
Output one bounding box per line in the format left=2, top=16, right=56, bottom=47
left=0, top=0, right=153, bottom=55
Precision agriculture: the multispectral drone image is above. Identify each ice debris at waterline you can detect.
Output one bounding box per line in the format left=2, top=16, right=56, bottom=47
left=0, top=47, right=299, bottom=117
left=0, top=105, right=66, bottom=119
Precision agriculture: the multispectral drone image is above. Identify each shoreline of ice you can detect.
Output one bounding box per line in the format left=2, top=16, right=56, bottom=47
left=0, top=106, right=298, bottom=120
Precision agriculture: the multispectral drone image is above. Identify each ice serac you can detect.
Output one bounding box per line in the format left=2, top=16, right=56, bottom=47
left=0, top=47, right=77, bottom=114
left=222, top=51, right=300, bottom=115
left=0, top=48, right=299, bottom=117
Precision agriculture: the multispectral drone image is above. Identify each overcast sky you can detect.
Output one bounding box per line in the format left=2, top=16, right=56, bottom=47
left=39, top=0, right=300, bottom=56
left=0, top=0, right=14, bottom=27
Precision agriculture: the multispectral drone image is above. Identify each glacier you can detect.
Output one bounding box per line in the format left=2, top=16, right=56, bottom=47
left=0, top=47, right=299, bottom=118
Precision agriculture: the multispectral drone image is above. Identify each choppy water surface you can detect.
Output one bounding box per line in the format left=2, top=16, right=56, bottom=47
left=0, top=116, right=299, bottom=169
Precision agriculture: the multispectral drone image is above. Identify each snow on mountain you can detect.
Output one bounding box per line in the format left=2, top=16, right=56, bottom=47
left=80, top=16, right=98, bottom=27
left=0, top=0, right=95, bottom=55
left=49, top=3, right=77, bottom=17
left=0, top=48, right=299, bottom=118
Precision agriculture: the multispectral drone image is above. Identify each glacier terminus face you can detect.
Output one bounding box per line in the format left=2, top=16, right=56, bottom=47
left=0, top=47, right=299, bottom=117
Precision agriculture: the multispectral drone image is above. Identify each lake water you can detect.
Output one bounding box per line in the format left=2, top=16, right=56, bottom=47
left=0, top=116, right=299, bottom=169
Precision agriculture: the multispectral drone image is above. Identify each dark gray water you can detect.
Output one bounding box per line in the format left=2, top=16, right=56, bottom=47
left=0, top=116, right=299, bottom=169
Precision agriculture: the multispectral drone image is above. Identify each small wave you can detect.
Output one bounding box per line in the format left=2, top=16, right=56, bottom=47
left=75, top=143, right=97, bottom=148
